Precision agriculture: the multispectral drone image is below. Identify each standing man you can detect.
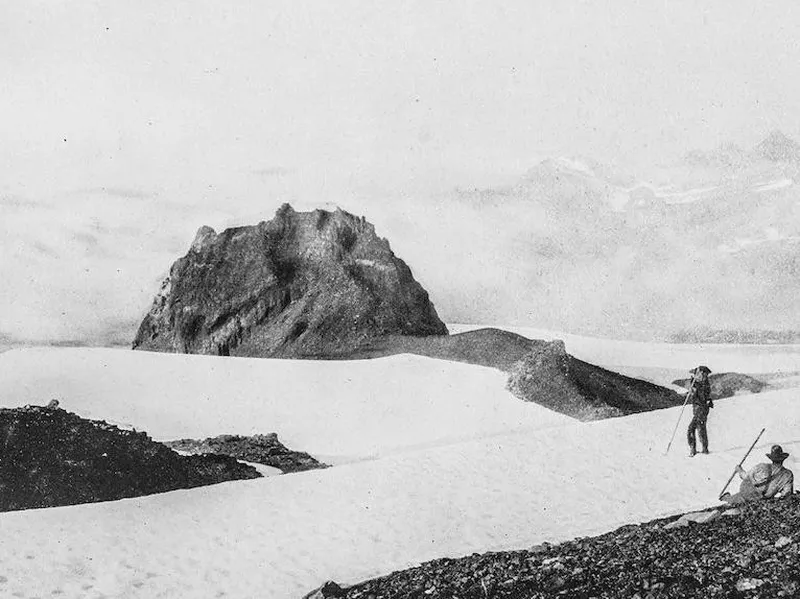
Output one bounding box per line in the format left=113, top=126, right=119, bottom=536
left=687, top=365, right=713, bottom=456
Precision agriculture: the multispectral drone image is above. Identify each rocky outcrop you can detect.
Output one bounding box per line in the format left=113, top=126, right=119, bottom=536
left=165, top=434, right=328, bottom=473
left=132, top=204, right=447, bottom=358
left=333, top=496, right=800, bottom=599
left=355, top=330, right=682, bottom=420
left=303, top=581, right=347, bottom=599
left=672, top=373, right=767, bottom=400
left=507, top=341, right=682, bottom=420
left=0, top=405, right=260, bottom=512
left=349, top=328, right=550, bottom=372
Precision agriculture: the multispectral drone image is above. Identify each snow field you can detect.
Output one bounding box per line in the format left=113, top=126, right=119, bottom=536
left=0, top=336, right=799, bottom=598
left=0, top=347, right=571, bottom=462
left=0, top=386, right=797, bottom=597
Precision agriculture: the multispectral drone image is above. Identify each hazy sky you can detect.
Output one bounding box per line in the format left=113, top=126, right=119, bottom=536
left=2, top=1, right=800, bottom=342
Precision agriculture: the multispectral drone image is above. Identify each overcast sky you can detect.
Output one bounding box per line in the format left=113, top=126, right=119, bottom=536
left=2, top=1, right=800, bottom=343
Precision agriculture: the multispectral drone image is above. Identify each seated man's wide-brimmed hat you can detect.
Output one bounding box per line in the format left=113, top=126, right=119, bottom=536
left=766, top=444, right=790, bottom=462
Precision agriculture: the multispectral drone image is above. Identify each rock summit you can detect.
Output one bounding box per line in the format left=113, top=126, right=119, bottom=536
left=133, top=204, right=447, bottom=357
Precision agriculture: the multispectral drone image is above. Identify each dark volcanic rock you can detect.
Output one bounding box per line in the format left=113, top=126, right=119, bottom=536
left=0, top=405, right=260, bottom=512
left=303, top=581, right=347, bottom=599
left=165, top=433, right=328, bottom=473
left=335, top=496, right=800, bottom=599
left=672, top=372, right=767, bottom=400
left=507, top=341, right=682, bottom=420
left=132, top=204, right=447, bottom=358
left=337, top=329, right=683, bottom=420
left=349, top=328, right=550, bottom=371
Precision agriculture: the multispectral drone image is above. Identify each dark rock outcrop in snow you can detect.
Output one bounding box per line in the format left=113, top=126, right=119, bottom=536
left=0, top=405, right=260, bottom=512
left=507, top=341, right=682, bottom=420
left=350, top=329, right=682, bottom=420
left=349, top=328, right=548, bottom=372
left=165, top=433, right=328, bottom=473
left=303, top=581, right=347, bottom=599
left=132, top=204, right=448, bottom=358
left=332, top=496, right=800, bottom=599
left=672, top=373, right=767, bottom=400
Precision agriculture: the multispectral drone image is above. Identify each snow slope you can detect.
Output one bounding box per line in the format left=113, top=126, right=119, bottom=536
left=1, top=338, right=799, bottom=598
left=0, top=347, right=571, bottom=462
left=0, top=386, right=798, bottom=599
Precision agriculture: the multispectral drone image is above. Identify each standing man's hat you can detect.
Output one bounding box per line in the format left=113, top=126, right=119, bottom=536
left=766, top=445, right=790, bottom=462
left=692, top=365, right=712, bottom=375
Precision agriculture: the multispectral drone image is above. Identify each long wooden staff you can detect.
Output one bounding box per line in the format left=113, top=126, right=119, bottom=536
left=718, top=428, right=766, bottom=500
left=664, top=387, right=692, bottom=455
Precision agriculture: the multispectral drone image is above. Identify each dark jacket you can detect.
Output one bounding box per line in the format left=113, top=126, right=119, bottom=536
left=689, top=377, right=712, bottom=409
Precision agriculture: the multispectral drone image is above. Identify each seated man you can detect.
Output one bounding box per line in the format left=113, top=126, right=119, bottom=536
left=722, top=445, right=794, bottom=504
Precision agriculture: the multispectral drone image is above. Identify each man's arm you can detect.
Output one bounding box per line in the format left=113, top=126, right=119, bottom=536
left=684, top=384, right=696, bottom=403
left=775, top=471, right=794, bottom=498
left=703, top=380, right=712, bottom=403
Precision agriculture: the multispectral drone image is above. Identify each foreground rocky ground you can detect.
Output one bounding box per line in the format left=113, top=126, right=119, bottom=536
left=314, top=496, right=800, bottom=598
left=0, top=405, right=260, bottom=511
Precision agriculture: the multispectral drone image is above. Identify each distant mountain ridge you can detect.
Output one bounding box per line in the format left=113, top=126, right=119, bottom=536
left=682, top=131, right=800, bottom=168
left=669, top=328, right=800, bottom=345
left=754, top=130, right=800, bottom=163
left=133, top=204, right=447, bottom=357
left=446, top=131, right=800, bottom=339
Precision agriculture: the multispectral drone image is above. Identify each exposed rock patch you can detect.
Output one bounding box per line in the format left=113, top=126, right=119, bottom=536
left=133, top=204, right=447, bottom=358
left=346, top=328, right=548, bottom=371
left=508, top=341, right=683, bottom=420
left=303, top=581, right=347, bottom=599
left=321, top=328, right=682, bottom=420
left=346, top=330, right=680, bottom=420
left=333, top=496, right=800, bottom=599
left=165, top=434, right=328, bottom=473
left=0, top=405, right=260, bottom=512
left=672, top=373, right=767, bottom=400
